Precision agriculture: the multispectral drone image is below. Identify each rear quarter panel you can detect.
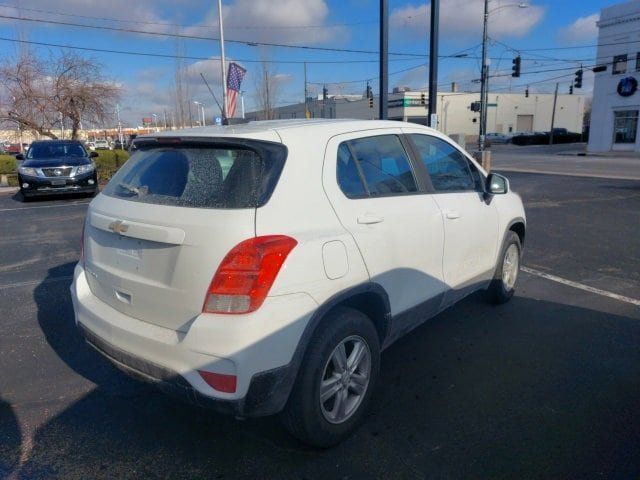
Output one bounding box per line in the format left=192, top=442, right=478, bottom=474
left=255, top=128, right=369, bottom=305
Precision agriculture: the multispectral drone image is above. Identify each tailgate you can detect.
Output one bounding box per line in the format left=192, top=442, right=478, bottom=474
left=85, top=196, right=255, bottom=332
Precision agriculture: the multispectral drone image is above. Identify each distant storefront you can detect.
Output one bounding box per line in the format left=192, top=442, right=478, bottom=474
left=589, top=0, right=640, bottom=152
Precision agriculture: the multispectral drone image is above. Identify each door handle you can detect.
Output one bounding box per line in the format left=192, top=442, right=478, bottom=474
left=445, top=211, right=461, bottom=220
left=357, top=215, right=384, bottom=225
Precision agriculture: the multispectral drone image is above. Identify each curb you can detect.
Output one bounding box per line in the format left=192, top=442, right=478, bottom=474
left=0, top=186, right=19, bottom=194
left=494, top=168, right=640, bottom=181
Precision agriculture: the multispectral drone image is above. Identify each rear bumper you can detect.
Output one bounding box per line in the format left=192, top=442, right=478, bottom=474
left=70, top=264, right=317, bottom=417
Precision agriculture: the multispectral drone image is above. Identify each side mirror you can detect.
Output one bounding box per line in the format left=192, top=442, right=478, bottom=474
left=487, top=173, right=509, bottom=195
left=90, top=151, right=99, bottom=158
left=15, top=153, right=24, bottom=160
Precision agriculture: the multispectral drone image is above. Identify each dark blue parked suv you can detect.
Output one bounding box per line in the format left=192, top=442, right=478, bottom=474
left=17, top=140, right=99, bottom=200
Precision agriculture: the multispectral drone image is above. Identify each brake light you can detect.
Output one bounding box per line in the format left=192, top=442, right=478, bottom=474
left=203, top=235, right=297, bottom=314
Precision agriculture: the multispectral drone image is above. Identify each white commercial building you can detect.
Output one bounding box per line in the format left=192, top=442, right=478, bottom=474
left=589, top=0, right=640, bottom=152
left=247, top=90, right=584, bottom=141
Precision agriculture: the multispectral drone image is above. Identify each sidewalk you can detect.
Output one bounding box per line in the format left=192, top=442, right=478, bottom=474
left=491, top=144, right=640, bottom=181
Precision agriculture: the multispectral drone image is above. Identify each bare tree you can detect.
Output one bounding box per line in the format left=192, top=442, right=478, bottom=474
left=254, top=61, right=281, bottom=120
left=0, top=51, right=120, bottom=139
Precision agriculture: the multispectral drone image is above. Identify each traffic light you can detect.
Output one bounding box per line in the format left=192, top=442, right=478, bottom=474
left=322, top=85, right=328, bottom=100
left=574, top=69, right=583, bottom=89
left=569, top=85, right=574, bottom=95
left=512, top=56, right=521, bottom=78
left=420, top=92, right=426, bottom=105
left=365, top=83, right=373, bottom=99
left=525, top=87, right=529, bottom=98
left=368, top=96, right=374, bottom=109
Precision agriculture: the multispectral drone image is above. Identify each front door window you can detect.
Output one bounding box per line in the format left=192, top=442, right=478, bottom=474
left=613, top=110, right=638, bottom=144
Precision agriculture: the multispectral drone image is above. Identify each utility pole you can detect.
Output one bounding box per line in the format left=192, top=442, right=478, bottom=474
left=217, top=0, right=228, bottom=123
left=240, top=91, right=245, bottom=119
left=163, top=110, right=167, bottom=130
left=478, top=0, right=489, bottom=151
left=59, top=112, right=64, bottom=139
left=428, top=0, right=439, bottom=128
left=188, top=101, right=193, bottom=127
left=549, top=82, right=559, bottom=145
left=304, top=62, right=309, bottom=119
left=379, top=0, right=388, bottom=120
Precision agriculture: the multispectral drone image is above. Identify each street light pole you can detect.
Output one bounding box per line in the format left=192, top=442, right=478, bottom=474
left=193, top=101, right=204, bottom=126
left=217, top=0, right=228, bottom=123
left=479, top=0, right=489, bottom=151
left=479, top=2, right=528, bottom=152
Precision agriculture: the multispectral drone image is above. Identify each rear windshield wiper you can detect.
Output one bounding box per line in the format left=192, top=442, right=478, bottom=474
left=117, top=182, right=143, bottom=196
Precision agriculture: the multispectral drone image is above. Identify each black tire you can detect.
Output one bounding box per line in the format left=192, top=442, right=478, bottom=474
left=281, top=307, right=380, bottom=448
left=485, top=231, right=522, bottom=304
left=20, top=190, right=31, bottom=202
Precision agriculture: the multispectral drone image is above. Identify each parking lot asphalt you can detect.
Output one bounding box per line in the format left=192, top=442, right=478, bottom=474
left=1, top=173, right=639, bottom=480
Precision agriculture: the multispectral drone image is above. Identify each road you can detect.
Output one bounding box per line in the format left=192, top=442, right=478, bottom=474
left=492, top=143, right=640, bottom=181
left=1, top=173, right=640, bottom=479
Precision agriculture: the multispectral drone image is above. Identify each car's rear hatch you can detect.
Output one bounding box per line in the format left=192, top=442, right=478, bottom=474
left=83, top=136, right=287, bottom=332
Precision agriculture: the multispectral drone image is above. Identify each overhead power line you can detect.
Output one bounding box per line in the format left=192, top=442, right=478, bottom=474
left=0, top=36, right=422, bottom=64
left=0, top=13, right=429, bottom=57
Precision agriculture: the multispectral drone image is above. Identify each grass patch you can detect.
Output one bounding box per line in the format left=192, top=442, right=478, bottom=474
left=0, top=155, right=16, bottom=174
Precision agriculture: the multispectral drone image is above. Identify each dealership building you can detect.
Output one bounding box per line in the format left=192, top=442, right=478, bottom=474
left=589, top=0, right=640, bottom=152
left=246, top=89, right=584, bottom=142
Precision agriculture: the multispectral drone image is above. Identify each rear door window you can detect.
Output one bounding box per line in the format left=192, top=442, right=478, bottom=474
left=336, top=135, right=417, bottom=198
left=102, top=141, right=286, bottom=209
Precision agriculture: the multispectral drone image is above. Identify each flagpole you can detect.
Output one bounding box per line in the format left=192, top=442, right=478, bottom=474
left=217, top=0, right=228, bottom=122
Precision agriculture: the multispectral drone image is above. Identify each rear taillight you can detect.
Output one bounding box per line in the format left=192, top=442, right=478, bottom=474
left=203, top=235, right=297, bottom=314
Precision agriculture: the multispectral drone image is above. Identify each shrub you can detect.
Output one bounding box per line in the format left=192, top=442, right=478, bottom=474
left=94, top=149, right=129, bottom=183
left=0, top=155, right=16, bottom=174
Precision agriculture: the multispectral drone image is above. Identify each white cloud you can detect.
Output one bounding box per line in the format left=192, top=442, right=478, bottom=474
left=1, top=0, right=192, bottom=35
left=391, top=0, right=545, bottom=41
left=558, top=13, right=599, bottom=44
left=184, top=0, right=348, bottom=45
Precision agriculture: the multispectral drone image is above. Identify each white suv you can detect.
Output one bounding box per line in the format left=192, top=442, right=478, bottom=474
left=71, top=120, right=525, bottom=447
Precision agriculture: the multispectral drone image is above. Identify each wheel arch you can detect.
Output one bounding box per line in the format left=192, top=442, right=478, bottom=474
left=507, top=217, right=526, bottom=248
left=272, top=283, right=391, bottom=414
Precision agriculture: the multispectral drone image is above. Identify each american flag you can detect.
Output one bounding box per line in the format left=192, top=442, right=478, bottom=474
left=226, top=62, right=247, bottom=118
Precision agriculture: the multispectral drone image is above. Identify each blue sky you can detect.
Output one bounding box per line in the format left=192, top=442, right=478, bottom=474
left=0, top=0, right=620, bottom=124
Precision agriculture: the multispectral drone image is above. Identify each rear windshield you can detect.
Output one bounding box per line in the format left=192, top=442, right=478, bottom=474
left=27, top=143, right=87, bottom=159
left=102, top=141, right=286, bottom=209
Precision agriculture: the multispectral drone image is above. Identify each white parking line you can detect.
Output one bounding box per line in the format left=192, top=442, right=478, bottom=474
left=522, top=266, right=640, bottom=307
left=0, top=275, right=73, bottom=291
left=0, top=201, right=90, bottom=212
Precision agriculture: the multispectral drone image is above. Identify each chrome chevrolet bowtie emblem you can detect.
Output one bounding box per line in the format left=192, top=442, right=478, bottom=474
left=54, top=169, right=62, bottom=176
left=108, top=220, right=129, bottom=234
